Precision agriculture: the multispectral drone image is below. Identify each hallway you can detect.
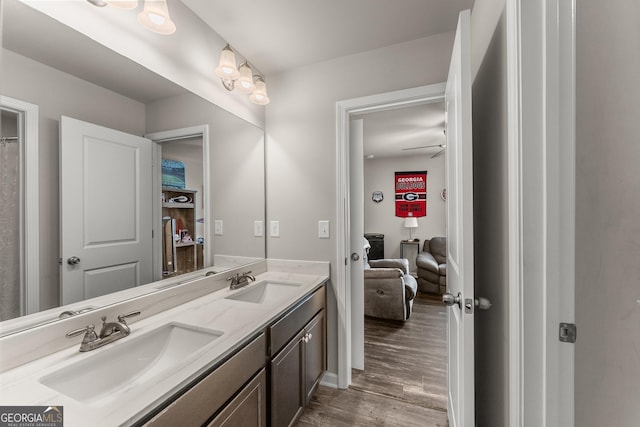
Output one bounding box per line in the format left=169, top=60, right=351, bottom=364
left=297, top=293, right=449, bottom=426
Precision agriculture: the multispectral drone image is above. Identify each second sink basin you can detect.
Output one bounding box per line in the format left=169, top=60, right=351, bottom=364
left=40, top=323, right=222, bottom=404
left=225, top=281, right=301, bottom=304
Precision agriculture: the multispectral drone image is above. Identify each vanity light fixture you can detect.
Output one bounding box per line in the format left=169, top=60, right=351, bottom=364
left=138, top=0, right=176, bottom=35
left=215, top=44, right=270, bottom=105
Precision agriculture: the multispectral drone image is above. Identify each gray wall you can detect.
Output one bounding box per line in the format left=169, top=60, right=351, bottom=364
left=471, top=8, right=509, bottom=427
left=575, top=1, right=640, bottom=425
left=145, top=93, right=266, bottom=261
left=266, top=32, right=456, bottom=374
left=363, top=154, right=446, bottom=258
left=1, top=49, right=146, bottom=311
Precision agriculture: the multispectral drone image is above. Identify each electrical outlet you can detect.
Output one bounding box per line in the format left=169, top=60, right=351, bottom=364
left=319, top=220, right=330, bottom=238
left=270, top=220, right=280, bottom=238
left=214, top=220, right=223, bottom=235
left=254, top=220, right=264, bottom=237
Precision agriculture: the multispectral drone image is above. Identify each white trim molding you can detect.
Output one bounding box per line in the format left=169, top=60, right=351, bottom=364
left=146, top=125, right=211, bottom=281
left=335, top=83, right=446, bottom=388
left=506, top=0, right=576, bottom=425
left=0, top=96, right=40, bottom=315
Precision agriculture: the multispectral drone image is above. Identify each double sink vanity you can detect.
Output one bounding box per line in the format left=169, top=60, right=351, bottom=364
left=0, top=260, right=329, bottom=427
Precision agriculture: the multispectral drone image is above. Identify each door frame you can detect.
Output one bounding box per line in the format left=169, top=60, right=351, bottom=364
left=335, top=83, right=446, bottom=388
left=506, top=0, right=576, bottom=425
left=146, top=125, right=211, bottom=281
left=0, top=96, right=39, bottom=315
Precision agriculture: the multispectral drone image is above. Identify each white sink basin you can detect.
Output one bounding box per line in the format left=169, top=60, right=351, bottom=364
left=225, top=281, right=301, bottom=304
left=40, top=323, right=222, bottom=403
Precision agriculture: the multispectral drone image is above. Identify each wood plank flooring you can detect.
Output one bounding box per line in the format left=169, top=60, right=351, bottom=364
left=296, top=293, right=449, bottom=426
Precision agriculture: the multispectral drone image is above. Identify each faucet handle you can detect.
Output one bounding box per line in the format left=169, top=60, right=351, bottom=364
left=117, top=311, right=141, bottom=324
left=66, top=325, right=97, bottom=343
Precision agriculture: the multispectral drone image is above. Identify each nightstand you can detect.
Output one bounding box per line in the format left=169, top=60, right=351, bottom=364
left=400, top=240, right=420, bottom=275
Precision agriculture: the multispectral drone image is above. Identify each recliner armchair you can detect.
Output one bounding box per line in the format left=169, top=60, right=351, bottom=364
left=416, top=237, right=447, bottom=295
left=364, top=258, right=418, bottom=321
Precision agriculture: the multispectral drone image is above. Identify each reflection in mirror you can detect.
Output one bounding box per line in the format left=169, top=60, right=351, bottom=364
left=0, top=0, right=266, bottom=335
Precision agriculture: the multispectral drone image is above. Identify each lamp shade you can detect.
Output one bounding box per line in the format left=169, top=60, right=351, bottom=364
left=404, top=217, right=418, bottom=229
left=215, top=45, right=240, bottom=79
left=107, top=0, right=138, bottom=9
left=236, top=62, right=256, bottom=93
left=250, top=77, right=270, bottom=105
left=138, top=0, right=176, bottom=35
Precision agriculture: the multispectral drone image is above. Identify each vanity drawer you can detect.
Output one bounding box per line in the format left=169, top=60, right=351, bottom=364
left=269, top=285, right=325, bottom=356
left=145, top=333, right=266, bottom=427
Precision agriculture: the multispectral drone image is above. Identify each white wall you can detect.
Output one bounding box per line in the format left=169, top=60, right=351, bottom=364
left=575, top=1, right=640, bottom=425
left=266, top=32, right=455, bottom=374
left=363, top=155, right=446, bottom=259
left=1, top=49, right=146, bottom=311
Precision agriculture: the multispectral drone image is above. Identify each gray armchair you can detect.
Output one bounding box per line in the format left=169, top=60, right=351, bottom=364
left=364, top=258, right=418, bottom=321
left=416, top=237, right=447, bottom=294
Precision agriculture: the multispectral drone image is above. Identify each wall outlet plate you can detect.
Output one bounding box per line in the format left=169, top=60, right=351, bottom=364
left=319, top=220, right=330, bottom=238
left=214, top=220, right=223, bottom=235
left=270, top=220, right=280, bottom=238
left=254, top=220, right=264, bottom=237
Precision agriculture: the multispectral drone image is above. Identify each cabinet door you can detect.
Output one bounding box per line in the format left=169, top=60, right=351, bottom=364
left=304, top=310, right=326, bottom=403
left=207, top=369, right=266, bottom=427
left=270, top=329, right=305, bottom=427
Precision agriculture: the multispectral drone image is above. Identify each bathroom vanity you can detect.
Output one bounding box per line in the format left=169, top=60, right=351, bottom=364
left=0, top=261, right=329, bottom=427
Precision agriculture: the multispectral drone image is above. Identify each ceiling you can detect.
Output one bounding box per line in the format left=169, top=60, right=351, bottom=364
left=181, top=0, right=475, bottom=75
left=181, top=0, right=469, bottom=159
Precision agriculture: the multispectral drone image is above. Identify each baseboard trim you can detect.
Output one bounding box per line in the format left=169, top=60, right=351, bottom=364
left=319, top=371, right=339, bottom=389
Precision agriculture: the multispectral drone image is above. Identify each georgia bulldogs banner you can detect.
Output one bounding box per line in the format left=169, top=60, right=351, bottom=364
left=395, top=171, right=427, bottom=218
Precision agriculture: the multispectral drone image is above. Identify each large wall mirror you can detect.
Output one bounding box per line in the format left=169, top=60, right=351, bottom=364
left=0, top=0, right=266, bottom=335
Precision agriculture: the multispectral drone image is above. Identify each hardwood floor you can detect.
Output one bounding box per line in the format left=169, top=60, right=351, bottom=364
left=296, top=293, right=449, bottom=426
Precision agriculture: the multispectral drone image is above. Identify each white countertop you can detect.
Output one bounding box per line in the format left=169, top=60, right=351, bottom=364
left=0, top=270, right=328, bottom=427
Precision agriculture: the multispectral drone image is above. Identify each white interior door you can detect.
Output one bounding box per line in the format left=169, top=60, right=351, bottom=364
left=60, top=116, right=152, bottom=305
left=349, top=118, right=365, bottom=370
left=444, top=10, right=474, bottom=427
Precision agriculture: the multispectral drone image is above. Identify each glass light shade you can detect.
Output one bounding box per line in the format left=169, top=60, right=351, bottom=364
left=236, top=62, right=256, bottom=93
left=107, top=0, right=138, bottom=9
left=215, top=45, right=239, bottom=79
left=87, top=0, right=108, bottom=6
left=138, top=0, right=176, bottom=35
left=404, top=217, right=418, bottom=229
left=250, top=78, right=270, bottom=105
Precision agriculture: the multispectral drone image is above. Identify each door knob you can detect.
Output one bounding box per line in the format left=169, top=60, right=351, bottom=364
left=351, top=252, right=360, bottom=261
left=442, top=292, right=462, bottom=309
left=67, top=256, right=81, bottom=265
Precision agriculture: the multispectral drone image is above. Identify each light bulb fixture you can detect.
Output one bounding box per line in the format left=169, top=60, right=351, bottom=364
left=215, top=44, right=240, bottom=86
left=107, top=0, right=138, bottom=10
left=138, top=0, right=176, bottom=35
left=215, top=45, right=270, bottom=105
left=236, top=62, right=256, bottom=93
left=249, top=76, right=270, bottom=106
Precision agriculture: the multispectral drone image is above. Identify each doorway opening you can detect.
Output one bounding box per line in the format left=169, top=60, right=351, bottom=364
left=335, top=82, right=446, bottom=388
left=0, top=96, right=39, bottom=320
left=146, top=125, right=211, bottom=282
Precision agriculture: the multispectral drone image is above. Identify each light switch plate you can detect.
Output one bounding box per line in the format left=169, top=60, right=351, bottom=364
left=254, top=220, right=264, bottom=237
left=270, top=220, right=280, bottom=238
left=318, top=220, right=330, bottom=238
left=214, top=220, right=223, bottom=235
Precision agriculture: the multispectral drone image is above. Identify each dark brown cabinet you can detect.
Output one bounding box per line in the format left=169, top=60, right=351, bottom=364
left=207, top=369, right=267, bottom=427
left=269, top=287, right=326, bottom=427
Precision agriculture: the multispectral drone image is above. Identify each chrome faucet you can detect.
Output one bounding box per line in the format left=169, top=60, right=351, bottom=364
left=227, top=271, right=256, bottom=290
left=66, top=311, right=140, bottom=352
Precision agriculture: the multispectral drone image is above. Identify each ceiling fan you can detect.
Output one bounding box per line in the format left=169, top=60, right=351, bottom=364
left=401, top=143, right=446, bottom=158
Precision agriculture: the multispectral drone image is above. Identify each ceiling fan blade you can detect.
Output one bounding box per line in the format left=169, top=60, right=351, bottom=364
left=401, top=143, right=445, bottom=151
left=431, top=148, right=445, bottom=159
